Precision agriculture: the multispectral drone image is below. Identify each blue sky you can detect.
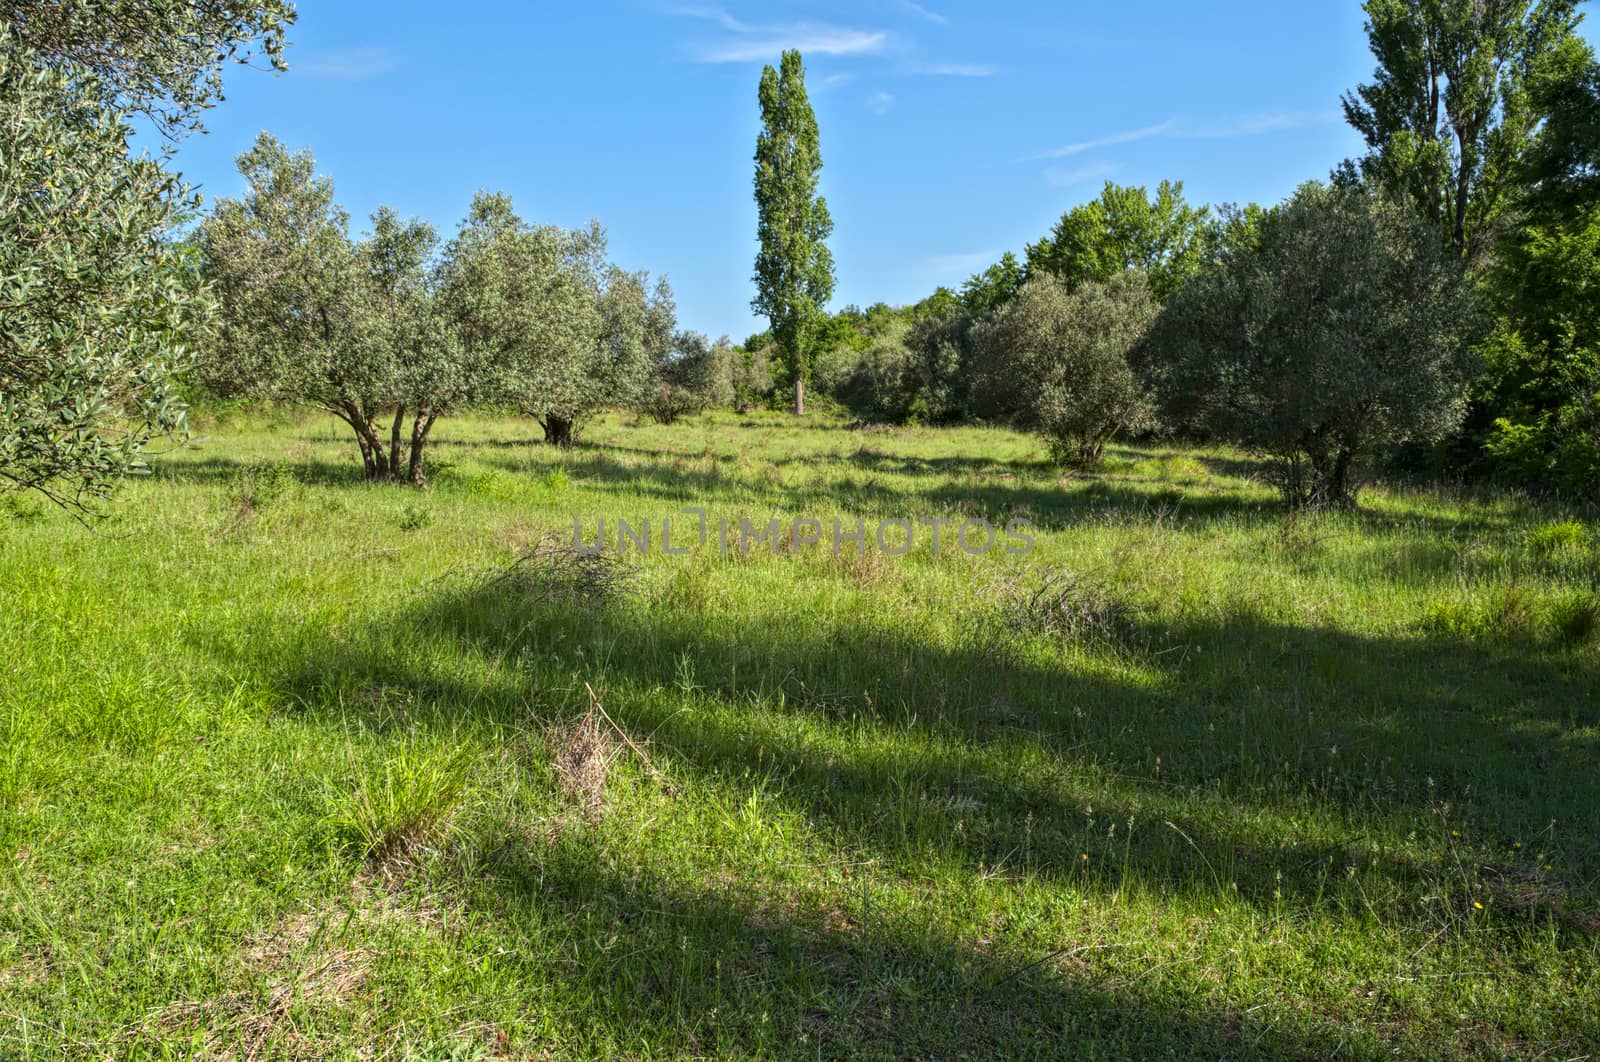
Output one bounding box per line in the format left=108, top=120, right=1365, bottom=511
left=164, top=2, right=1494, bottom=339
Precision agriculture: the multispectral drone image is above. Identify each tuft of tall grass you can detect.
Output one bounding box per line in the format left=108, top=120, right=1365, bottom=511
left=324, top=741, right=475, bottom=861
left=1527, top=520, right=1589, bottom=556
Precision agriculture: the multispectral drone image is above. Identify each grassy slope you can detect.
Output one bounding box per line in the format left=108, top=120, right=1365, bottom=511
left=1, top=410, right=1597, bottom=1059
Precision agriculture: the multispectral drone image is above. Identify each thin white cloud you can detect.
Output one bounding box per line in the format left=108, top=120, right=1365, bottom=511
left=868, top=90, right=895, bottom=114
left=296, top=47, right=399, bottom=80
left=818, top=72, right=855, bottom=90
left=1045, top=161, right=1120, bottom=188
left=900, top=1, right=948, bottom=24
left=929, top=250, right=1000, bottom=276
left=672, top=7, right=889, bottom=63
left=1031, top=121, right=1176, bottom=160
left=1031, top=111, right=1338, bottom=160
left=670, top=5, right=751, bottom=31
left=1183, top=111, right=1341, bottom=138
left=906, top=62, right=996, bottom=77
left=698, top=28, right=887, bottom=63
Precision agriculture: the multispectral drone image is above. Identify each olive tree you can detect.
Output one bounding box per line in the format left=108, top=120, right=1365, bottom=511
left=2, top=0, right=288, bottom=513
left=644, top=331, right=736, bottom=424
left=441, top=195, right=673, bottom=448
left=201, top=134, right=470, bottom=483
left=0, top=32, right=210, bottom=513
left=0, top=0, right=294, bottom=138
left=533, top=256, right=674, bottom=445
left=1143, top=183, right=1478, bottom=509
left=970, top=272, right=1158, bottom=465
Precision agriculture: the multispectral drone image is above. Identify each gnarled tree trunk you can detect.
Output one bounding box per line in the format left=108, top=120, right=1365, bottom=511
left=543, top=416, right=574, bottom=448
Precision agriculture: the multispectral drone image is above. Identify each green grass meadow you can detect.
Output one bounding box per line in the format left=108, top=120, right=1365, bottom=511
left=2, top=410, right=1598, bottom=1058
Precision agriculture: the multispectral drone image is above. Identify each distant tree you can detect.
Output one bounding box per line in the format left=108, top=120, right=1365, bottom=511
left=362, top=208, right=467, bottom=485
left=1145, top=184, right=1478, bottom=509
left=440, top=195, right=670, bottom=447
left=731, top=342, right=774, bottom=413
left=202, top=134, right=467, bottom=483
left=753, top=49, right=836, bottom=416
left=644, top=331, right=735, bottom=424
left=1343, top=0, right=1585, bottom=265
left=902, top=313, right=973, bottom=424
left=971, top=273, right=1157, bottom=465
left=1, top=33, right=210, bottom=512
left=439, top=193, right=596, bottom=449
left=533, top=248, right=675, bottom=446
left=1026, top=181, right=1211, bottom=300
left=1519, top=33, right=1600, bottom=220
left=0, top=0, right=294, bottom=137
left=960, top=252, right=1026, bottom=315
left=911, top=287, right=961, bottom=320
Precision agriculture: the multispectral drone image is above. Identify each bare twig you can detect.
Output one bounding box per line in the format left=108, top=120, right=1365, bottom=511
left=585, top=683, right=673, bottom=793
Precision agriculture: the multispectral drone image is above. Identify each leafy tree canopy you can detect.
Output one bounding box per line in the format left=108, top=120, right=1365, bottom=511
left=1025, top=180, right=1211, bottom=301
left=1145, top=183, right=1479, bottom=509
left=0, top=0, right=295, bottom=137
left=1343, top=0, right=1585, bottom=265
left=0, top=30, right=210, bottom=513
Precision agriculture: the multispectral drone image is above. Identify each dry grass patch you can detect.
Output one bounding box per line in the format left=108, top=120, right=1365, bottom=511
left=551, top=707, right=615, bottom=825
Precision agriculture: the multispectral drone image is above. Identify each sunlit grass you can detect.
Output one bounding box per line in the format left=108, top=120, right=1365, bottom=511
left=1, top=408, right=1596, bottom=1057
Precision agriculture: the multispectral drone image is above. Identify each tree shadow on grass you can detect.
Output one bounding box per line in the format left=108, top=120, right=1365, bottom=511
left=439, top=831, right=1373, bottom=1059
left=245, top=562, right=1600, bottom=934
left=152, top=455, right=373, bottom=489
left=481, top=449, right=1282, bottom=532
left=207, top=555, right=1600, bottom=1054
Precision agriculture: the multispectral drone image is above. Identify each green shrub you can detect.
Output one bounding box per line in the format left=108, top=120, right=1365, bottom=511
left=971, top=273, right=1157, bottom=466
left=1420, top=586, right=1598, bottom=648
left=464, top=470, right=526, bottom=502
left=1551, top=592, right=1600, bottom=646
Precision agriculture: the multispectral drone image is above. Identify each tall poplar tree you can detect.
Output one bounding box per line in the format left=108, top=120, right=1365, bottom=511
left=752, top=49, right=834, bottom=416
left=1342, top=0, right=1584, bottom=266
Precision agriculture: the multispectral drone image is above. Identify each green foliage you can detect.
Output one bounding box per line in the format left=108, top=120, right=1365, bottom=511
left=752, top=50, right=835, bottom=414
left=830, top=319, right=915, bottom=423
left=0, top=0, right=294, bottom=138
left=439, top=194, right=672, bottom=447
left=1343, top=0, right=1585, bottom=264
left=1476, top=36, right=1600, bottom=499
left=201, top=133, right=465, bottom=483
left=1421, top=585, right=1599, bottom=648
left=828, top=312, right=972, bottom=426
left=226, top=460, right=294, bottom=513
left=1145, top=183, right=1478, bottom=508
left=1527, top=519, right=1589, bottom=555
left=1025, top=180, right=1211, bottom=300
left=971, top=273, right=1158, bottom=465
left=644, top=331, right=736, bottom=424
left=0, top=31, right=210, bottom=514
left=397, top=502, right=434, bottom=532
left=959, top=251, right=1026, bottom=315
